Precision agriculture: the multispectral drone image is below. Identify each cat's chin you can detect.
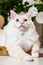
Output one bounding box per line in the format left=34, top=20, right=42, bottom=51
left=18, top=27, right=28, bottom=32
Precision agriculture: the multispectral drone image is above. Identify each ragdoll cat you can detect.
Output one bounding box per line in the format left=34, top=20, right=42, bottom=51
left=0, top=10, right=41, bottom=61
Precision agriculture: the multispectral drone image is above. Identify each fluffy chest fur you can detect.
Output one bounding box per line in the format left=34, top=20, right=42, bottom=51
left=4, top=25, right=35, bottom=51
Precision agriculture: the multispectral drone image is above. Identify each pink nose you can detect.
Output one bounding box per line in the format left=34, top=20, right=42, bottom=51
left=20, top=21, right=24, bottom=24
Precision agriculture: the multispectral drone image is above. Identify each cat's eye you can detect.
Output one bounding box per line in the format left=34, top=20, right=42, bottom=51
left=24, top=19, right=27, bottom=22
left=16, top=19, right=19, bottom=22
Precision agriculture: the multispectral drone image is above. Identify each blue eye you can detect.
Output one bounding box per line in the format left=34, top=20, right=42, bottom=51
left=16, top=19, right=19, bottom=22
left=24, top=19, right=27, bottom=22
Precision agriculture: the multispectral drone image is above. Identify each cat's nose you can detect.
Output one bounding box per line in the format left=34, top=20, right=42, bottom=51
left=20, top=21, right=24, bottom=24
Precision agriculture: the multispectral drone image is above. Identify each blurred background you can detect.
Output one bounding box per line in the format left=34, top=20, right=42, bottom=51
left=0, top=0, right=43, bottom=47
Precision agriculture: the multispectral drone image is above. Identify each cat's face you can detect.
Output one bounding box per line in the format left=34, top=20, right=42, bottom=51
left=10, top=10, right=33, bottom=31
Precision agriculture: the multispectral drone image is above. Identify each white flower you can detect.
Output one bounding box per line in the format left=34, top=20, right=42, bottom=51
left=23, top=0, right=35, bottom=5
left=36, top=12, right=43, bottom=24
left=29, top=5, right=38, bottom=17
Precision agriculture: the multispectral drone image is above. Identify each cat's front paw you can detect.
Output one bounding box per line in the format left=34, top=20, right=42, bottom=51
left=23, top=54, right=33, bottom=61
left=32, top=52, right=39, bottom=58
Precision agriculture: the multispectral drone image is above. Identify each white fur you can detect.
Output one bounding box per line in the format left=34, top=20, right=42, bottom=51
left=0, top=11, right=40, bottom=60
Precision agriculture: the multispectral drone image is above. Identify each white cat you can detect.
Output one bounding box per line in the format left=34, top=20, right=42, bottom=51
left=0, top=10, right=41, bottom=61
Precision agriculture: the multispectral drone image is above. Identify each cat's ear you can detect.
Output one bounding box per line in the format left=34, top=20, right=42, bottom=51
left=26, top=11, right=32, bottom=19
left=10, top=10, right=17, bottom=20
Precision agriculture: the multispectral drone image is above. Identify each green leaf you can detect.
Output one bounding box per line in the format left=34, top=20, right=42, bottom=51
left=0, top=48, right=3, bottom=51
